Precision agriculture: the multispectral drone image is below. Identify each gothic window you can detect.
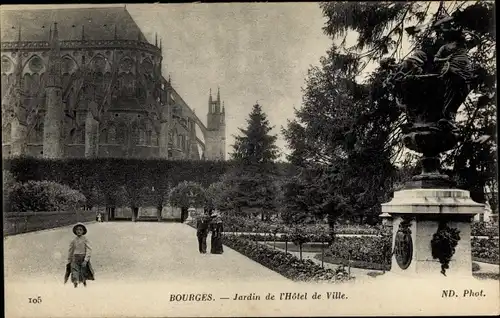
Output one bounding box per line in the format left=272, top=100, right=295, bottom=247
left=30, top=74, right=40, bottom=96
left=62, top=57, right=76, bottom=74
left=146, top=130, right=152, bottom=145
left=141, top=60, right=153, bottom=74
left=168, top=131, right=173, bottom=144
left=68, top=128, right=75, bottom=143
left=63, top=74, right=72, bottom=92
left=3, top=123, right=11, bottom=143
left=28, top=121, right=43, bottom=144
left=100, top=128, right=107, bottom=144
left=119, top=57, right=133, bottom=73
left=116, top=123, right=127, bottom=145
left=91, top=56, right=106, bottom=73
left=23, top=74, right=32, bottom=94
left=28, top=56, right=43, bottom=73
left=140, top=128, right=146, bottom=145
left=74, top=126, right=85, bottom=144
left=151, top=129, right=158, bottom=146
left=108, top=125, right=116, bottom=144
left=1, top=56, right=13, bottom=73
left=131, top=124, right=138, bottom=145
left=1, top=74, right=9, bottom=99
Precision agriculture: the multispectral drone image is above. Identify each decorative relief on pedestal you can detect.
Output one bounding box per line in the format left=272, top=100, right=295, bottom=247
left=394, top=218, right=413, bottom=270
left=431, top=221, right=461, bottom=276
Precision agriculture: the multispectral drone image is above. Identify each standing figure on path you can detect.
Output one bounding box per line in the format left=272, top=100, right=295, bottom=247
left=196, top=209, right=210, bottom=253
left=66, top=223, right=95, bottom=288
left=97, top=213, right=102, bottom=222
left=210, top=210, right=224, bottom=254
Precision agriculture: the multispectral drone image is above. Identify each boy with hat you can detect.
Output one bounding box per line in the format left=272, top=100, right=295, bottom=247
left=67, top=223, right=93, bottom=288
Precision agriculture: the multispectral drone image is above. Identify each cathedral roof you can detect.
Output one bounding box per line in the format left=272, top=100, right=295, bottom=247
left=1, top=6, right=147, bottom=42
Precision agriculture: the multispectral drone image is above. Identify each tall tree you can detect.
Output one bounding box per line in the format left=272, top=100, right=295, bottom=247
left=226, top=103, right=280, bottom=220
left=283, top=45, right=399, bottom=225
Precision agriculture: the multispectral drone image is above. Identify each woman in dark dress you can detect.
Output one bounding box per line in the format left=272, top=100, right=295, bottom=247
left=210, top=212, right=224, bottom=254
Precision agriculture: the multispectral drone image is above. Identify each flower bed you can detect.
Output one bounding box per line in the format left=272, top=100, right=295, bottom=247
left=315, top=254, right=390, bottom=271
left=221, top=215, right=380, bottom=235
left=222, top=235, right=352, bottom=283
left=471, top=237, right=499, bottom=264
left=327, top=234, right=393, bottom=265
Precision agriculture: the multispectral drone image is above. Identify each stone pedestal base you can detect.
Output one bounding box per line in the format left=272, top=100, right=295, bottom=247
left=184, top=207, right=196, bottom=223
left=382, top=188, right=484, bottom=278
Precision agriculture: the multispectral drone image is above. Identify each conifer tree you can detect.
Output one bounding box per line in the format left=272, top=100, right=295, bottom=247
left=225, top=103, right=280, bottom=220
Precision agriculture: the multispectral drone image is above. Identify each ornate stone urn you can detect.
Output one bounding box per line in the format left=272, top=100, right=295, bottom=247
left=381, top=26, right=485, bottom=277
left=398, top=74, right=460, bottom=189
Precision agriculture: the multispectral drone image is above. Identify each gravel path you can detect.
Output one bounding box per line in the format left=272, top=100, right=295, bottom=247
left=4, top=222, right=290, bottom=284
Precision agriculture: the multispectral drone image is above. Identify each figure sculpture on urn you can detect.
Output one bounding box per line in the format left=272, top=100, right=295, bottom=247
left=382, top=22, right=475, bottom=189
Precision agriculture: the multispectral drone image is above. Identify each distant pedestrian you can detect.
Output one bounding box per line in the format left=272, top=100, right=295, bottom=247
left=65, top=223, right=94, bottom=288
left=97, top=213, right=102, bottom=222
left=210, top=210, right=224, bottom=254
left=196, top=209, right=210, bottom=253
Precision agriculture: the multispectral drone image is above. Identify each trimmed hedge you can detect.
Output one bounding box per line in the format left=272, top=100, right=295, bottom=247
left=4, top=157, right=230, bottom=207
left=7, top=180, right=86, bottom=212
left=222, top=235, right=352, bottom=283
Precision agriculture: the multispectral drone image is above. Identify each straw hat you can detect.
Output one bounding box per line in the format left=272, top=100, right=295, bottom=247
left=72, top=223, right=87, bottom=235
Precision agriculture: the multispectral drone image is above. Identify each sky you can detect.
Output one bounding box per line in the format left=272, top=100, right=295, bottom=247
left=126, top=3, right=333, bottom=160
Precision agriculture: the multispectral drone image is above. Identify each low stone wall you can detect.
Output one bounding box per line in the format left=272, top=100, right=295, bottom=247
left=3, top=210, right=96, bottom=236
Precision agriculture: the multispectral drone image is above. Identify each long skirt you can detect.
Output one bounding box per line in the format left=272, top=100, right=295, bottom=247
left=211, top=235, right=224, bottom=254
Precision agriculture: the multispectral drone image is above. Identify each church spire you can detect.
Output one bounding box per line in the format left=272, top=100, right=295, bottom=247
left=217, top=87, right=220, bottom=102
left=209, top=88, right=213, bottom=103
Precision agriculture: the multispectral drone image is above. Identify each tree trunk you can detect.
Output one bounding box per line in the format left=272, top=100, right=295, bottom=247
left=299, top=244, right=303, bottom=260
left=321, top=242, right=325, bottom=268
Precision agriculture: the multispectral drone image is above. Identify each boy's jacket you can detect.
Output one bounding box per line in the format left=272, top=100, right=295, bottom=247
left=64, top=261, right=95, bottom=284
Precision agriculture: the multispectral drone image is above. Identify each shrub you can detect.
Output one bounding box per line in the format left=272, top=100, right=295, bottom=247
left=327, top=235, right=392, bottom=266
left=471, top=237, right=499, bottom=263
left=222, top=235, right=351, bottom=283
left=8, top=180, right=86, bottom=212
left=472, top=222, right=499, bottom=237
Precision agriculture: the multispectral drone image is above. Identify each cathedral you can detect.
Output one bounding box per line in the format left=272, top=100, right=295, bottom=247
left=1, top=6, right=226, bottom=160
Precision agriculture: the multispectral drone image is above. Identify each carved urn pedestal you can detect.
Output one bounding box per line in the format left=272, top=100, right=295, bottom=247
left=382, top=189, right=484, bottom=278
left=184, top=206, right=196, bottom=223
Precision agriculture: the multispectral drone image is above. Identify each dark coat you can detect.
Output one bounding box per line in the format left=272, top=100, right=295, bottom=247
left=64, top=261, right=95, bottom=284
left=196, top=216, right=210, bottom=236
